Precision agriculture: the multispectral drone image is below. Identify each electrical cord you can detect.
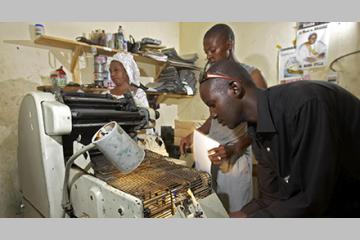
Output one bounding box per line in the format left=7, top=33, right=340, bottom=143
left=329, top=49, right=360, bottom=72
left=61, top=143, right=96, bottom=217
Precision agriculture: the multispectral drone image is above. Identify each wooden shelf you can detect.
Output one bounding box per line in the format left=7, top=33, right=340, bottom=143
left=37, top=85, right=107, bottom=94
left=37, top=85, right=194, bottom=111
left=34, top=35, right=116, bottom=56
left=37, top=85, right=194, bottom=99
left=34, top=35, right=198, bottom=106
left=146, top=92, right=192, bottom=98
left=34, top=35, right=167, bottom=83
left=146, top=91, right=193, bottom=107
left=34, top=35, right=167, bottom=65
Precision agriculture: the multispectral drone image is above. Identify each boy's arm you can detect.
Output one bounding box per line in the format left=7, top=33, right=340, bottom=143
left=179, top=117, right=212, bottom=155
left=251, top=69, right=267, bottom=89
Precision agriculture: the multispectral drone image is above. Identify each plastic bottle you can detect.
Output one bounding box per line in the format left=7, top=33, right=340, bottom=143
left=99, top=30, right=107, bottom=46
left=117, top=26, right=125, bottom=51
left=121, top=27, right=128, bottom=51
left=123, top=39, right=128, bottom=52
left=106, top=33, right=114, bottom=49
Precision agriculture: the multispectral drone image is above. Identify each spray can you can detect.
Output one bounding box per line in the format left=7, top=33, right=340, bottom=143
left=94, top=55, right=108, bottom=87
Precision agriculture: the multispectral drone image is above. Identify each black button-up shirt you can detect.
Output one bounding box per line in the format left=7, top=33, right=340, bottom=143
left=242, top=80, right=360, bottom=217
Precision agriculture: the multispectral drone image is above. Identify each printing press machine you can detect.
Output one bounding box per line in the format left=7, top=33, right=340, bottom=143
left=17, top=90, right=228, bottom=218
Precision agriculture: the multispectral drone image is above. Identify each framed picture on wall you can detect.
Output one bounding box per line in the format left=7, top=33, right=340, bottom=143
left=296, top=23, right=330, bottom=69
left=279, top=47, right=304, bottom=84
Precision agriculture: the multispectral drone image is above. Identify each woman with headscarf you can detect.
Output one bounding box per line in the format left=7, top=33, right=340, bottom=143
left=106, top=52, right=168, bottom=156
left=106, top=52, right=149, bottom=108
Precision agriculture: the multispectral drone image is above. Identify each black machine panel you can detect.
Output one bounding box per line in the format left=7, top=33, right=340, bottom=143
left=60, top=91, right=150, bottom=159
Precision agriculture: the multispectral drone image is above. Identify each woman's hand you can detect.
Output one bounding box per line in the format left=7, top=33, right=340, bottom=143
left=208, top=145, right=235, bottom=165
left=229, top=210, right=247, bottom=218
left=180, top=133, right=194, bottom=155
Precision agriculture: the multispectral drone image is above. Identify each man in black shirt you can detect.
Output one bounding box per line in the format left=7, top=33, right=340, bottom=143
left=199, top=58, right=360, bottom=217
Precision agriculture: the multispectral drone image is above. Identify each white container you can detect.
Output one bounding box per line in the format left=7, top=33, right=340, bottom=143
left=92, top=121, right=145, bottom=173
left=106, top=33, right=115, bottom=49
left=34, top=24, right=45, bottom=36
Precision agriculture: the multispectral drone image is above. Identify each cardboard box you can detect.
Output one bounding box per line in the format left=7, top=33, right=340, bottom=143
left=174, top=136, right=182, bottom=146
left=174, top=128, right=192, bottom=138
left=174, top=119, right=204, bottom=130
left=173, top=119, right=205, bottom=145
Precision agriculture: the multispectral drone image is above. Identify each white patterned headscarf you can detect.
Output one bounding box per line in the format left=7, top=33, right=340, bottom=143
left=111, top=52, right=141, bottom=87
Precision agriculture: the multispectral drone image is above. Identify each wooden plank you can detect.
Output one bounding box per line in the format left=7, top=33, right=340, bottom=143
left=72, top=70, right=80, bottom=84
left=133, top=53, right=166, bottom=67
left=34, top=35, right=118, bottom=56
left=34, top=35, right=166, bottom=69
left=174, top=136, right=182, bottom=146
left=145, top=92, right=191, bottom=97
left=155, top=62, right=168, bottom=79
left=34, top=35, right=191, bottom=85
left=174, top=128, right=193, bottom=138
left=37, top=85, right=107, bottom=93
left=34, top=35, right=88, bottom=50
left=70, top=46, right=82, bottom=72
left=175, top=119, right=204, bottom=130
left=70, top=46, right=83, bottom=83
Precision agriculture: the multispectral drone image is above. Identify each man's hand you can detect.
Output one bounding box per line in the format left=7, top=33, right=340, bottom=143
left=208, top=145, right=235, bottom=165
left=229, top=210, right=247, bottom=218
left=179, top=133, right=193, bottom=155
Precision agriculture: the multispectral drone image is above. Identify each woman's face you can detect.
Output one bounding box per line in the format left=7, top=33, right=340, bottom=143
left=110, top=61, right=129, bottom=86
left=308, top=34, right=317, bottom=44
left=203, top=35, right=231, bottom=64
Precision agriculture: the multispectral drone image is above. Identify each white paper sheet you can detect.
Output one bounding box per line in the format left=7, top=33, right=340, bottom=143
left=193, top=130, right=220, bottom=175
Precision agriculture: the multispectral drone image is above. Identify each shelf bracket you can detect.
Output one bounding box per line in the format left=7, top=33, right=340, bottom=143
left=70, top=46, right=83, bottom=84
left=155, top=62, right=168, bottom=80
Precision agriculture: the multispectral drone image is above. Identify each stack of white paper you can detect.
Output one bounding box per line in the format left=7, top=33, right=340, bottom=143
left=193, top=130, right=220, bottom=175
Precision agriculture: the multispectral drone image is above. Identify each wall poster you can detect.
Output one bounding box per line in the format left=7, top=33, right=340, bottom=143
left=296, top=23, right=330, bottom=69
left=279, top=46, right=304, bottom=84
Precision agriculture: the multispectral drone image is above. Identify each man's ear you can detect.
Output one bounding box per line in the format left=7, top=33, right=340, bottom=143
left=228, top=81, right=245, bottom=99
left=226, top=39, right=235, bottom=51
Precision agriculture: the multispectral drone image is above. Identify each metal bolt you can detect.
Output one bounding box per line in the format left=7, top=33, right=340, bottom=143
left=118, top=208, right=124, bottom=216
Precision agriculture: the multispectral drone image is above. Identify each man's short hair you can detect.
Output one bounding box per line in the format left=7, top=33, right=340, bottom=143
left=204, top=23, right=235, bottom=42
left=201, top=59, right=255, bottom=88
